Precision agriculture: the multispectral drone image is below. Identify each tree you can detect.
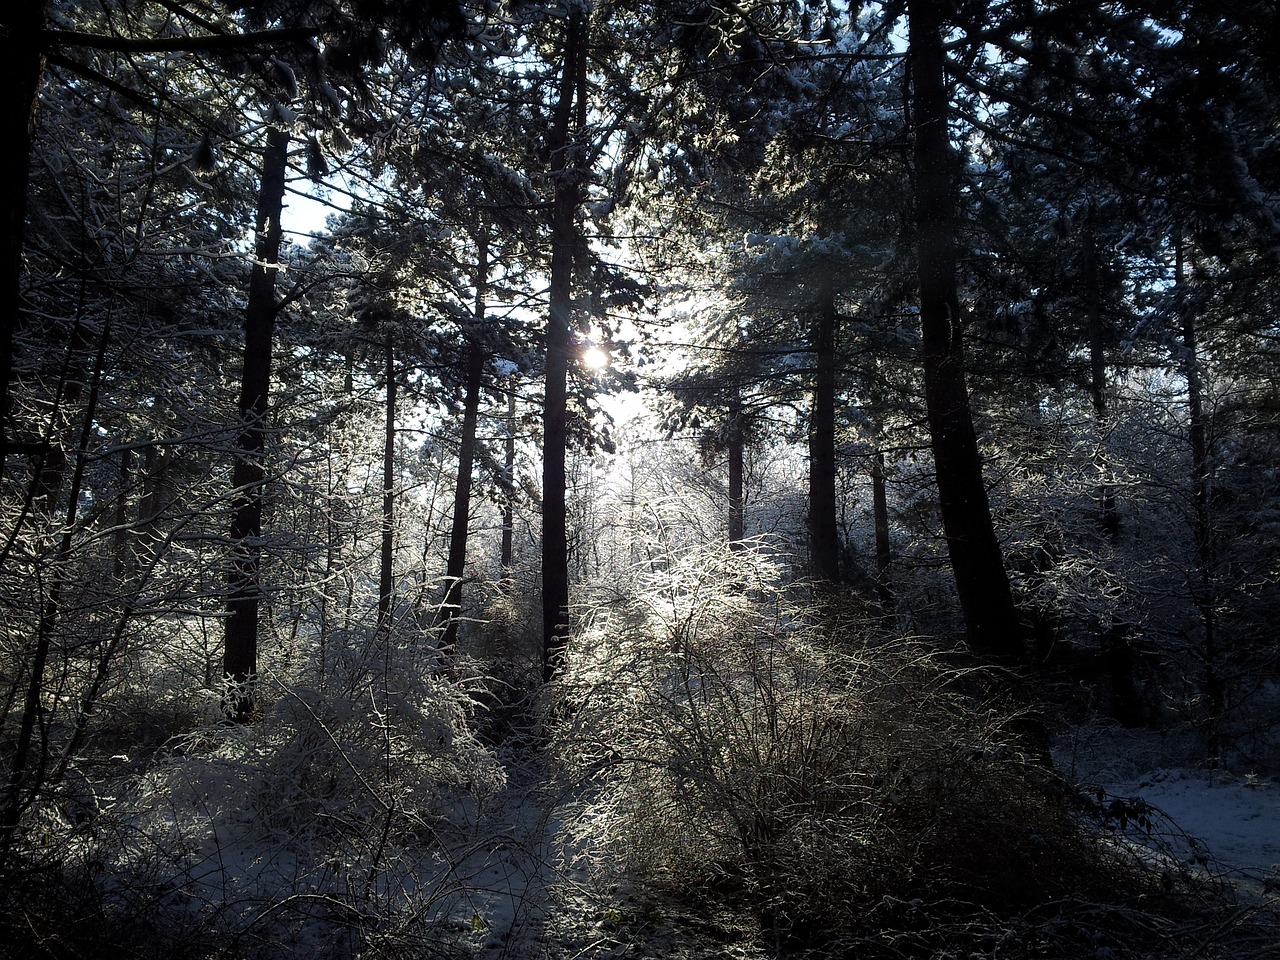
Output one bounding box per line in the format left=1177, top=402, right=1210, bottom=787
left=224, top=120, right=289, bottom=720
left=906, top=0, right=1024, bottom=663
left=666, top=322, right=778, bottom=553
left=540, top=10, right=587, bottom=680
left=0, top=2, right=49, bottom=472
left=379, top=327, right=398, bottom=631
left=438, top=226, right=490, bottom=652
left=0, top=27, right=255, bottom=840
left=0, top=1, right=329, bottom=477
left=957, top=0, right=1280, bottom=736
left=653, top=29, right=905, bottom=585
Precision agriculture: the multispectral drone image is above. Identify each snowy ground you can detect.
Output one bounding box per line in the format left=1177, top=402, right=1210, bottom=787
left=434, top=749, right=772, bottom=960
left=1056, top=725, right=1280, bottom=894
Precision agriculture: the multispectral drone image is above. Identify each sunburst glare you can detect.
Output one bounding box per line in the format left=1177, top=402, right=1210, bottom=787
left=581, top=344, right=609, bottom=371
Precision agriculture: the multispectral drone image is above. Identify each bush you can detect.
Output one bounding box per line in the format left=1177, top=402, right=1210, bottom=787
left=0, top=638, right=506, bottom=959
left=550, top=545, right=1187, bottom=955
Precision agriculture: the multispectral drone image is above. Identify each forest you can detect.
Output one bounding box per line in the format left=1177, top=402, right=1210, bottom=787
left=1, top=0, right=1278, bottom=957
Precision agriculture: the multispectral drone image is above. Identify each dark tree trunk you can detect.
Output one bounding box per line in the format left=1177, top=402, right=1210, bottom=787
left=224, top=124, right=288, bottom=721
left=872, top=448, right=894, bottom=615
left=809, top=285, right=840, bottom=584
left=1086, top=235, right=1136, bottom=721
left=113, top=445, right=134, bottom=581
left=501, top=385, right=516, bottom=575
left=1087, top=241, right=1120, bottom=540
left=438, top=338, right=484, bottom=650
left=378, top=330, right=397, bottom=631
left=138, top=443, right=168, bottom=560
left=0, top=3, right=48, bottom=475
left=1177, top=237, right=1223, bottom=764
left=30, top=281, right=94, bottom=515
left=542, top=14, right=585, bottom=682
left=439, top=234, right=489, bottom=651
left=909, top=0, right=1023, bottom=663
left=728, top=401, right=745, bottom=550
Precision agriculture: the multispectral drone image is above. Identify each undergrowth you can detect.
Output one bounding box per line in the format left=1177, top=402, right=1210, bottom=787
left=549, top=544, right=1279, bottom=959
left=0, top=636, right=505, bottom=960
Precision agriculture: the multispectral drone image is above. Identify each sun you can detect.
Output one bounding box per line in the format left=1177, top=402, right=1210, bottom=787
left=581, top=345, right=609, bottom=371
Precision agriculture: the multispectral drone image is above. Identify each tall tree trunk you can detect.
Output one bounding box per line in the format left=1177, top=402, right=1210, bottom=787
left=113, top=445, right=134, bottom=581
left=138, top=443, right=168, bottom=560
left=909, top=0, right=1022, bottom=663
left=872, top=448, right=894, bottom=615
left=809, top=283, right=840, bottom=584
left=439, top=231, right=489, bottom=652
left=378, top=329, right=397, bottom=632
left=501, top=385, right=516, bottom=574
left=224, top=124, right=288, bottom=721
left=1086, top=238, right=1119, bottom=541
left=1177, top=236, right=1223, bottom=764
left=542, top=14, right=585, bottom=682
left=438, top=340, right=484, bottom=650
left=0, top=3, right=48, bottom=475
left=319, top=451, right=336, bottom=680
left=1086, top=232, right=1137, bottom=722
left=728, top=400, right=745, bottom=550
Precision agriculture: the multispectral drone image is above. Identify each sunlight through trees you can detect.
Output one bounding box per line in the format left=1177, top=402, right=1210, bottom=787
left=1, top=1, right=1278, bottom=957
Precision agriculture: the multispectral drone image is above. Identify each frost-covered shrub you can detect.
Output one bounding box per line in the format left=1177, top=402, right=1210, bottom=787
left=466, top=573, right=546, bottom=743
left=552, top=545, right=1131, bottom=949
left=149, top=694, right=475, bottom=838
left=0, top=643, right=507, bottom=960
left=138, top=665, right=502, bottom=859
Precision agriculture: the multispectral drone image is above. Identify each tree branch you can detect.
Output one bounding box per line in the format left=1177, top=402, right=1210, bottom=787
left=42, top=25, right=322, bottom=54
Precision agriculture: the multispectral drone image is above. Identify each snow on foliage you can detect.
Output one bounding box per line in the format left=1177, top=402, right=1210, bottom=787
left=24, top=649, right=508, bottom=958
left=546, top=545, right=1167, bottom=955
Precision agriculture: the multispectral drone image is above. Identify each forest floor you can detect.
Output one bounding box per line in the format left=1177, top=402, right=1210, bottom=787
left=1057, top=724, right=1280, bottom=902
left=435, top=744, right=772, bottom=960
left=430, top=723, right=1280, bottom=960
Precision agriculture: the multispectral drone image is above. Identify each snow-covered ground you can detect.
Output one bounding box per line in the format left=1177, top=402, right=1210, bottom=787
left=1106, top=769, right=1280, bottom=878
left=1057, top=725, right=1280, bottom=892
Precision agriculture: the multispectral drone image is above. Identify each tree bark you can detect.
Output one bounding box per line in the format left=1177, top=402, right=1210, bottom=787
left=542, top=14, right=585, bottom=682
left=1085, top=232, right=1137, bottom=721
left=224, top=123, right=288, bottom=721
left=377, top=329, right=397, bottom=632
left=872, top=448, right=894, bottom=615
left=909, top=0, right=1023, bottom=663
left=1176, top=236, right=1223, bottom=764
left=112, top=445, right=134, bottom=581
left=0, top=2, right=48, bottom=475
left=439, top=231, right=489, bottom=652
left=138, top=443, right=168, bottom=561
left=501, top=385, right=516, bottom=575
left=728, top=400, right=745, bottom=550
left=438, top=338, right=484, bottom=650
left=809, top=283, right=840, bottom=583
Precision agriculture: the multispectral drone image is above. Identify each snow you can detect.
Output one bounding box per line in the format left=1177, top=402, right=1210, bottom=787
left=442, top=756, right=559, bottom=954
left=743, top=232, right=800, bottom=256
left=1118, top=770, right=1279, bottom=876
left=1058, top=726, right=1280, bottom=891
